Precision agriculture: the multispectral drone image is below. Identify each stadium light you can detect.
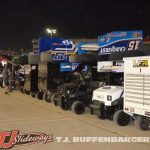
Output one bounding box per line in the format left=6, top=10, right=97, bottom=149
left=46, top=28, right=56, bottom=38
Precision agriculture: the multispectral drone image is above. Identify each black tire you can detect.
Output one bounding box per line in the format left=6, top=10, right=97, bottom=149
left=24, top=90, right=30, bottom=95
left=18, top=55, right=28, bottom=65
left=40, top=52, right=53, bottom=64
left=28, top=52, right=40, bottom=64
left=135, top=116, right=150, bottom=130
left=20, top=87, right=25, bottom=93
left=71, top=101, right=85, bottom=115
left=51, top=93, right=62, bottom=105
left=113, top=110, right=131, bottom=126
left=35, top=92, right=43, bottom=100
left=61, top=100, right=69, bottom=110
left=69, top=54, right=96, bottom=63
left=30, top=92, right=36, bottom=98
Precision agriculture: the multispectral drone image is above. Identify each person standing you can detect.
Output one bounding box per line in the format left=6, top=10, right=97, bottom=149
left=8, top=69, right=14, bottom=92
left=2, top=65, right=9, bottom=94
left=18, top=65, right=25, bottom=91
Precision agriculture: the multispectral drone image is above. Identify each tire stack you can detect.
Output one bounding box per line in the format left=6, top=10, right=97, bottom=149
left=23, top=52, right=40, bottom=95
left=28, top=52, right=40, bottom=65
left=17, top=55, right=28, bottom=65
left=40, top=51, right=53, bottom=64
left=35, top=51, right=53, bottom=100
left=12, top=55, right=28, bottom=65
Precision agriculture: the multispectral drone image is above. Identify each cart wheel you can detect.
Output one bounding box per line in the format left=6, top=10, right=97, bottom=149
left=51, top=93, right=61, bottom=105
left=36, top=92, right=43, bottom=100
left=20, top=87, right=25, bottom=93
left=135, top=116, right=150, bottom=130
left=71, top=101, right=85, bottom=115
left=30, top=92, right=36, bottom=98
left=24, top=90, right=30, bottom=95
left=113, top=110, right=131, bottom=126
left=61, top=100, right=69, bottom=110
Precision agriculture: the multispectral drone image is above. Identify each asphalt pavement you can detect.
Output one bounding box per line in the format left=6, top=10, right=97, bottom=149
left=0, top=89, right=149, bottom=150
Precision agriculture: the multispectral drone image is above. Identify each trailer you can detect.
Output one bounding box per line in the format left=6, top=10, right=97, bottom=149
left=114, top=56, right=150, bottom=130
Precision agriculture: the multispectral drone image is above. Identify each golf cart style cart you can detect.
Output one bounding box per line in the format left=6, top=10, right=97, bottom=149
left=90, top=60, right=131, bottom=125
left=51, top=61, right=102, bottom=114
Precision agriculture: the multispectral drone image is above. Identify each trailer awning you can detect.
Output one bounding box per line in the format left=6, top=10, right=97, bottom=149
left=99, top=65, right=124, bottom=72
left=98, top=65, right=112, bottom=72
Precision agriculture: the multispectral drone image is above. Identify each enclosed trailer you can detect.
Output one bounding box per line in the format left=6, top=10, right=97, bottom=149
left=122, top=56, right=150, bottom=130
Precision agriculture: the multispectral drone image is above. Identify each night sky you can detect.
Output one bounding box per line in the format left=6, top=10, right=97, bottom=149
left=0, top=0, right=150, bottom=50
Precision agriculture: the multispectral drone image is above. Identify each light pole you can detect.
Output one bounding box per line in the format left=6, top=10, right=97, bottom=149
left=46, top=28, right=56, bottom=38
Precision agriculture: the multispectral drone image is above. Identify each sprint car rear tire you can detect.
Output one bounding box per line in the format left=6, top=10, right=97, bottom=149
left=17, top=55, right=28, bottom=65
left=24, top=80, right=31, bottom=92
left=40, top=52, right=53, bottom=64
left=28, top=52, right=40, bottom=64
left=71, top=101, right=85, bottom=115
